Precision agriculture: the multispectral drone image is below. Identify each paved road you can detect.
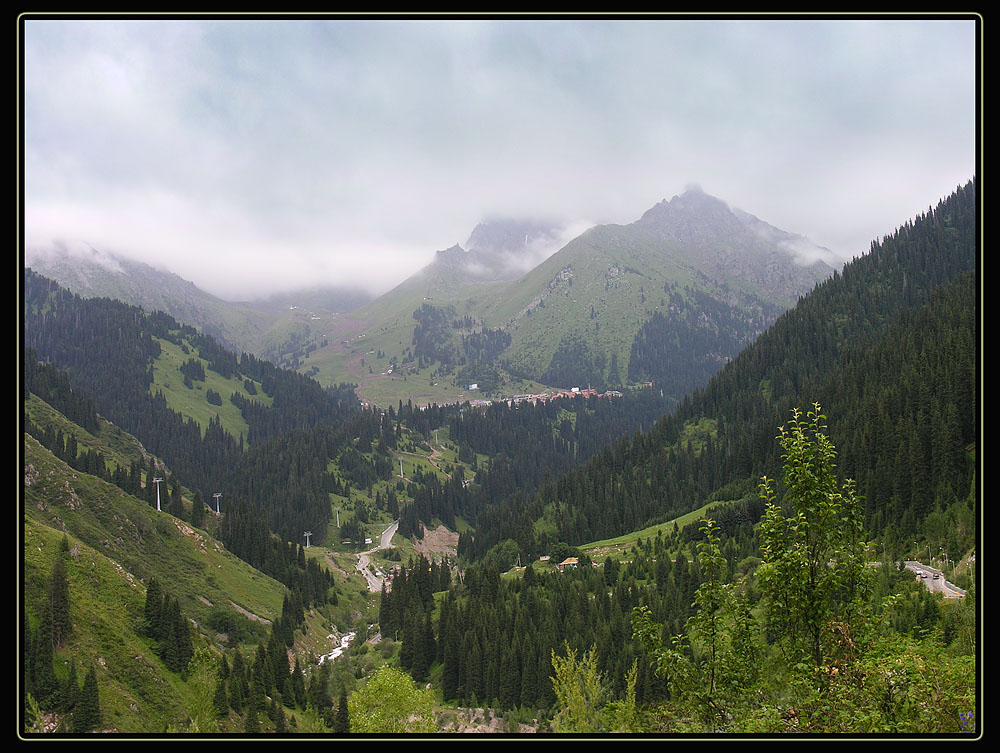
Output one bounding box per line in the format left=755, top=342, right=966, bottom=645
left=903, top=561, right=966, bottom=598
left=356, top=520, right=399, bottom=593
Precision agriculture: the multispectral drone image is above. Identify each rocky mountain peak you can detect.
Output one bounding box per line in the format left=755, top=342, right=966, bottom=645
left=465, top=217, right=561, bottom=257
left=636, top=187, right=746, bottom=242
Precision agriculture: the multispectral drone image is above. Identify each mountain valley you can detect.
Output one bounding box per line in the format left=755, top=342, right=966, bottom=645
left=21, top=180, right=979, bottom=736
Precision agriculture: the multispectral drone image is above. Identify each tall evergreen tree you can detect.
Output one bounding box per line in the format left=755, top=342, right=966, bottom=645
left=191, top=490, right=205, bottom=529
left=334, top=687, right=350, bottom=734
left=47, top=554, right=71, bottom=650
left=144, top=578, right=163, bottom=638
left=71, top=666, right=100, bottom=734
left=31, top=614, right=60, bottom=707
left=59, top=659, right=80, bottom=714
left=213, top=679, right=229, bottom=719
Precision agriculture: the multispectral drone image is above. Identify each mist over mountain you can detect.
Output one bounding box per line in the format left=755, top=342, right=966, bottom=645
left=415, top=217, right=571, bottom=287
left=633, top=186, right=838, bottom=304
left=461, top=217, right=568, bottom=278
left=23, top=242, right=373, bottom=357
left=23, top=188, right=841, bottom=408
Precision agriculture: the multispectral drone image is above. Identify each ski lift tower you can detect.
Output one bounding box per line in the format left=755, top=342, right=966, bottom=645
left=152, top=477, right=164, bottom=511
left=212, top=492, right=223, bottom=514
left=304, top=531, right=312, bottom=548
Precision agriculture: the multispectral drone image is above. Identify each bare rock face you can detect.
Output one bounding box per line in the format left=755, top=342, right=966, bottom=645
left=634, top=187, right=836, bottom=306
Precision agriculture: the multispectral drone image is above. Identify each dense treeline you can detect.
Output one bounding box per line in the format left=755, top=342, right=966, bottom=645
left=23, top=411, right=112, bottom=485
left=23, top=349, right=100, bottom=434
left=410, top=302, right=512, bottom=374
left=412, top=303, right=458, bottom=365
left=466, top=179, right=977, bottom=560
left=460, top=327, right=511, bottom=365
left=397, top=508, right=966, bottom=717
left=627, top=284, right=781, bottom=402
left=394, top=439, right=973, bottom=730
left=211, top=585, right=347, bottom=732
left=388, top=389, right=675, bottom=544
left=217, top=499, right=337, bottom=606
left=23, top=270, right=364, bottom=541
left=540, top=334, right=608, bottom=391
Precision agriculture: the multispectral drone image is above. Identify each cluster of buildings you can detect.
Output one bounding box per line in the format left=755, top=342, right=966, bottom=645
left=410, top=386, right=630, bottom=412
left=471, top=387, right=625, bottom=410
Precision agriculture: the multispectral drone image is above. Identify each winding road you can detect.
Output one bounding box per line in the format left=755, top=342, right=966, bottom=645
left=356, top=520, right=399, bottom=592
left=903, top=561, right=966, bottom=598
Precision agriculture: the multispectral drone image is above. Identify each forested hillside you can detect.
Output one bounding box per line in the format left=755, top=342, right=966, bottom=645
left=21, top=179, right=978, bottom=736
left=465, top=179, right=977, bottom=560
left=381, top=179, right=978, bottom=733
left=22, top=277, right=365, bottom=542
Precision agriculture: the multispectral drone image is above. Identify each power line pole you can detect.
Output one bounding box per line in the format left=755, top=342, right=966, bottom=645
left=153, top=477, right=164, bottom=512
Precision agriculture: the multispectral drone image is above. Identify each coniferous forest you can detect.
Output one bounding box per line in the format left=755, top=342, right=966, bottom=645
left=22, top=180, right=978, bottom=736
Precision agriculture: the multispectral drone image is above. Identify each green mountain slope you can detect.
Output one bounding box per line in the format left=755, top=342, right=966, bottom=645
left=23, top=432, right=287, bottom=733
left=466, top=178, right=977, bottom=561
left=298, top=189, right=834, bottom=406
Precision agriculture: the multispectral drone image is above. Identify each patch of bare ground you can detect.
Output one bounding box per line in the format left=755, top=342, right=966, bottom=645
left=229, top=601, right=271, bottom=625
left=324, top=552, right=352, bottom=579
left=412, top=525, right=459, bottom=559
left=437, top=707, right=540, bottom=733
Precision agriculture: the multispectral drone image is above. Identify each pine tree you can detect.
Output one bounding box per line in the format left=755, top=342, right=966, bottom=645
left=292, top=659, right=306, bottom=709
left=281, top=676, right=295, bottom=708
left=47, top=555, right=71, bottom=649
left=499, top=638, right=521, bottom=710
left=334, top=687, right=350, bottom=734
left=71, top=666, right=100, bottom=734
left=32, top=613, right=60, bottom=707
left=60, top=659, right=80, bottom=714
left=229, top=651, right=247, bottom=713
left=191, top=491, right=205, bottom=528
left=173, top=602, right=195, bottom=674
left=144, top=578, right=163, bottom=638
left=520, top=637, right=538, bottom=709
left=213, top=679, right=229, bottom=719
left=244, top=707, right=259, bottom=734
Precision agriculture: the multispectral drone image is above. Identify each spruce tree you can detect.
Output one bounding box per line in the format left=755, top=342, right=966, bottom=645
left=213, top=679, right=229, bottom=719
left=191, top=491, right=205, bottom=528
left=244, top=707, right=259, bottom=734
left=292, top=659, right=306, bottom=709
left=229, top=651, right=247, bottom=713
left=47, top=555, right=71, bottom=650
left=156, top=596, right=177, bottom=665
left=173, top=602, right=194, bottom=674
left=144, top=578, right=163, bottom=638
left=32, top=614, right=60, bottom=708
left=334, top=687, right=350, bottom=734
left=59, top=659, right=80, bottom=714
left=71, top=666, right=100, bottom=734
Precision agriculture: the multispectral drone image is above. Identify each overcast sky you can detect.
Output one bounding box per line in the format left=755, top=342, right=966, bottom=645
left=22, top=15, right=978, bottom=301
